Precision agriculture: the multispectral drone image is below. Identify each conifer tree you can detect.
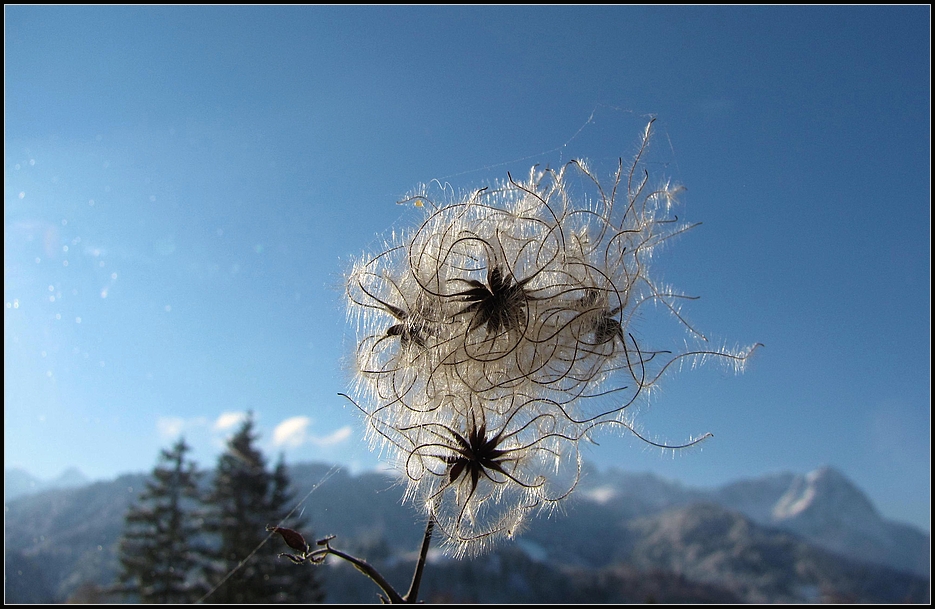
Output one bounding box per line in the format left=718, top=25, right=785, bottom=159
left=203, top=412, right=323, bottom=603
left=118, top=437, right=207, bottom=603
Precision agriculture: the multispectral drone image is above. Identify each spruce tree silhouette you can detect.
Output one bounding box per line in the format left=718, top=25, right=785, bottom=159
left=203, top=412, right=323, bottom=603
left=118, top=438, right=207, bottom=602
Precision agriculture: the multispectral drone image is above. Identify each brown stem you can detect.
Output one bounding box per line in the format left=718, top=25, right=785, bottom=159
left=404, top=513, right=436, bottom=603
left=314, top=545, right=404, bottom=604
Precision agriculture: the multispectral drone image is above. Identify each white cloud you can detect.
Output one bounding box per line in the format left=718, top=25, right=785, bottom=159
left=374, top=461, right=404, bottom=478
left=311, top=426, right=352, bottom=447
left=157, top=415, right=209, bottom=440
left=214, top=411, right=247, bottom=431
left=273, top=416, right=312, bottom=449
left=265, top=417, right=353, bottom=451
left=156, top=416, right=185, bottom=439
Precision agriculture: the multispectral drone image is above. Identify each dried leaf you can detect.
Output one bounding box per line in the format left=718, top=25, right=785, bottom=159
left=267, top=525, right=309, bottom=553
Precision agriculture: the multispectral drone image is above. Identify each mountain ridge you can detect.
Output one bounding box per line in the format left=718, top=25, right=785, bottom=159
left=4, top=461, right=929, bottom=603
left=4, top=466, right=90, bottom=500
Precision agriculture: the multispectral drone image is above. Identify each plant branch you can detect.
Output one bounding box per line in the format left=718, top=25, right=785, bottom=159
left=404, top=514, right=436, bottom=603
left=312, top=542, right=404, bottom=604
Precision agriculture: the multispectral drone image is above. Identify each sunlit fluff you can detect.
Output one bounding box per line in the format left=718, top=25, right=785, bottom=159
left=344, top=120, right=757, bottom=557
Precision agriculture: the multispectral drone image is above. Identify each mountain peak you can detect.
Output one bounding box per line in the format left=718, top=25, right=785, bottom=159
left=772, top=465, right=879, bottom=523
left=4, top=466, right=91, bottom=501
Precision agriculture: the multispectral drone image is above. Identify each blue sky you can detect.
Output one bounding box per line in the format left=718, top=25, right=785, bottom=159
left=4, top=7, right=930, bottom=531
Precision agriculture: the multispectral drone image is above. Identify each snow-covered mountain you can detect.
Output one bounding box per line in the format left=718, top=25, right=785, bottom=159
left=477, top=462, right=930, bottom=579
left=713, top=466, right=929, bottom=577
left=4, top=462, right=929, bottom=602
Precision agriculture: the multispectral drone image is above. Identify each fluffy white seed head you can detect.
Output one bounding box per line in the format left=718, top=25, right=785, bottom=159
left=343, top=120, right=757, bottom=556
